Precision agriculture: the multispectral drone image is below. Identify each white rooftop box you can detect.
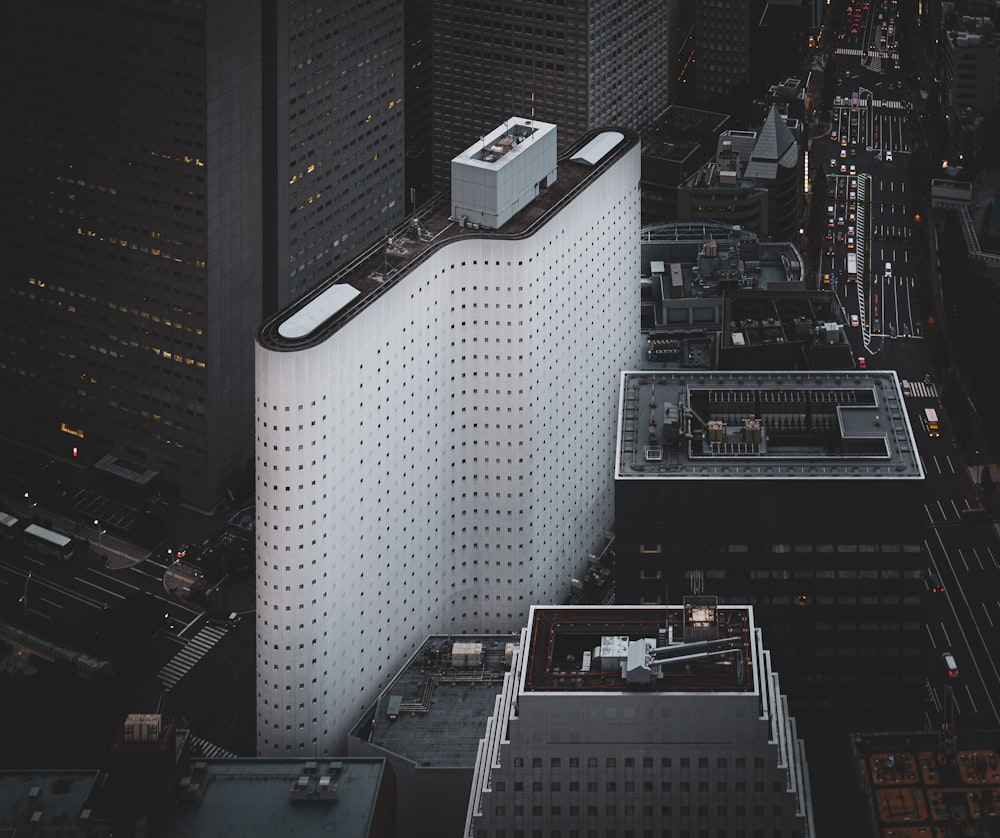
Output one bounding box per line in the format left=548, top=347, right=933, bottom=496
left=451, top=117, right=557, bottom=230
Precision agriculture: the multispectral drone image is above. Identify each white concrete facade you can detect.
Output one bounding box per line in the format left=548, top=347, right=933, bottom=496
left=255, top=143, right=643, bottom=755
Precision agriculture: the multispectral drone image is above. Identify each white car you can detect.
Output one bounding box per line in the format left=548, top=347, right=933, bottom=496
left=885, top=149, right=893, bottom=162
left=850, top=314, right=859, bottom=328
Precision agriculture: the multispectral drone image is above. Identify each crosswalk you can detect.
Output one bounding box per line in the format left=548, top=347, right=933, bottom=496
left=902, top=380, right=937, bottom=398
left=836, top=48, right=899, bottom=60
left=189, top=734, right=238, bottom=759
left=870, top=99, right=908, bottom=111
left=157, top=625, right=227, bottom=691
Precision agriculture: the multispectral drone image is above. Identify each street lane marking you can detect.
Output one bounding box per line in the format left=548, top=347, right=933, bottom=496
left=941, top=623, right=952, bottom=647
left=73, top=576, right=127, bottom=600
left=974, top=548, right=984, bottom=571
left=983, top=602, right=994, bottom=628
left=40, top=597, right=64, bottom=609
left=946, top=455, right=955, bottom=474
left=957, top=548, right=969, bottom=572
left=925, top=623, right=936, bottom=648
left=966, top=684, right=977, bottom=714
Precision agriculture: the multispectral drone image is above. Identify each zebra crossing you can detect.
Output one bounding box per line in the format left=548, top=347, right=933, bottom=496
left=902, top=380, right=938, bottom=399
left=870, top=99, right=908, bottom=111
left=836, top=48, right=899, bottom=60
left=157, top=625, right=227, bottom=691
left=189, top=734, right=238, bottom=759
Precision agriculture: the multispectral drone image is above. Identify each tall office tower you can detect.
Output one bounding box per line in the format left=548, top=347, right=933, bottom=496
left=429, top=0, right=671, bottom=190
left=0, top=2, right=404, bottom=509
left=695, top=0, right=753, bottom=105
left=255, top=119, right=643, bottom=755
left=613, top=370, right=926, bottom=738
left=404, top=0, right=434, bottom=200
left=694, top=0, right=806, bottom=111
left=465, top=603, right=815, bottom=837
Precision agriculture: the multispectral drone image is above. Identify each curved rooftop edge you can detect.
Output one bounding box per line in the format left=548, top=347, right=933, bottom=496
left=257, top=126, right=639, bottom=352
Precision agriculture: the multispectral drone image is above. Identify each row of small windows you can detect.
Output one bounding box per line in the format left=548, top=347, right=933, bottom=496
left=512, top=756, right=767, bottom=770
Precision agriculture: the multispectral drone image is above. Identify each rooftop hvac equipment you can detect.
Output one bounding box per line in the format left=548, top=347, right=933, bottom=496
left=504, top=643, right=518, bottom=668
left=719, top=170, right=738, bottom=185
left=742, top=418, right=762, bottom=443
left=707, top=420, right=725, bottom=443
left=452, top=641, right=484, bottom=668
left=123, top=713, right=162, bottom=743
left=704, top=239, right=718, bottom=257
left=594, top=635, right=630, bottom=671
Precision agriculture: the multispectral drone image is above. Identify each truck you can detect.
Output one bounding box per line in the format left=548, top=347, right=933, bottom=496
left=847, top=252, right=857, bottom=281
left=923, top=408, right=940, bottom=438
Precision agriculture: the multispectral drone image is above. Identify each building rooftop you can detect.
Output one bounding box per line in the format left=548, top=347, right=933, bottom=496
left=520, top=603, right=757, bottom=695
left=169, top=759, right=387, bottom=838
left=684, top=106, right=799, bottom=191
left=851, top=730, right=1000, bottom=836
left=258, top=123, right=638, bottom=352
left=643, top=105, right=731, bottom=161
left=351, top=635, right=519, bottom=768
left=616, top=370, right=923, bottom=480
left=455, top=118, right=555, bottom=167
left=0, top=771, right=101, bottom=835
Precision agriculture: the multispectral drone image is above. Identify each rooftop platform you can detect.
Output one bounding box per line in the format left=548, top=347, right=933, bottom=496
left=169, top=759, right=387, bottom=838
left=617, top=370, right=923, bottom=480
left=353, top=635, right=519, bottom=768
left=522, top=604, right=756, bottom=695
left=258, top=125, right=639, bottom=352
left=852, top=730, right=1000, bottom=836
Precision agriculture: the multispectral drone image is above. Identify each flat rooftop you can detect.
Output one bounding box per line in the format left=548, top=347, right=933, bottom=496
left=0, top=771, right=100, bottom=833
left=522, top=604, right=756, bottom=695
left=643, top=105, right=731, bottom=160
left=617, top=371, right=923, bottom=480
left=852, top=730, right=1000, bottom=836
left=259, top=125, right=639, bottom=352
left=353, top=635, right=519, bottom=768
left=169, top=759, right=386, bottom=837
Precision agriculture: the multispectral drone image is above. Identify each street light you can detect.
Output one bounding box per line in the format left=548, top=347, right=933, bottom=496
left=94, top=519, right=104, bottom=546
left=20, top=572, right=31, bottom=619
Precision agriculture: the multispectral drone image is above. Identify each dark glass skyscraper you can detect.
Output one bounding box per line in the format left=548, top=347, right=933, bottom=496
left=429, top=0, right=672, bottom=189
left=1, top=2, right=404, bottom=509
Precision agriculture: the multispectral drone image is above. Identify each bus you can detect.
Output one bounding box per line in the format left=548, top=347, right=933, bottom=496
left=922, top=408, right=940, bottom=438
left=0, top=512, right=20, bottom=540
left=847, top=252, right=857, bottom=281
left=22, top=524, right=74, bottom=561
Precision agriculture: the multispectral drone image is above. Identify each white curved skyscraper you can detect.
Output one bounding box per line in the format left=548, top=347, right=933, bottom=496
left=255, top=120, right=642, bottom=755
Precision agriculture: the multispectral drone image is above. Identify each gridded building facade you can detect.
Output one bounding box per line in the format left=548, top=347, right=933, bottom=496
left=269, top=0, right=405, bottom=306
left=429, top=0, right=671, bottom=189
left=465, top=605, right=814, bottom=838
left=614, top=371, right=926, bottom=735
left=0, top=2, right=404, bottom=509
left=254, top=126, right=643, bottom=755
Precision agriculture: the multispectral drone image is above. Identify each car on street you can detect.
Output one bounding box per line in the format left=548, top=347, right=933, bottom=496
left=857, top=356, right=867, bottom=370
left=942, top=651, right=959, bottom=679
left=850, top=314, right=859, bottom=328
left=206, top=610, right=241, bottom=629
left=926, top=569, right=944, bottom=594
